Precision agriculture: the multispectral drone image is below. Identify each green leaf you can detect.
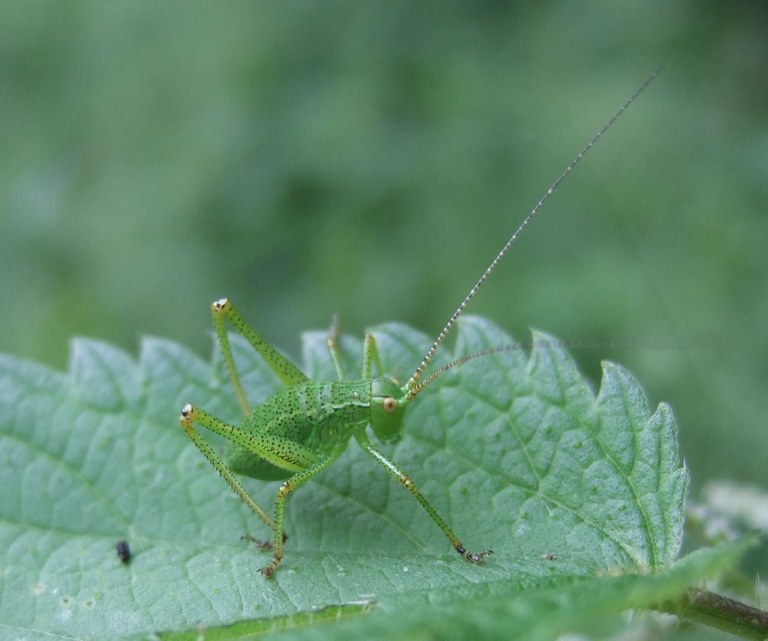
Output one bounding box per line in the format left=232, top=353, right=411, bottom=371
left=0, top=316, right=700, bottom=640
left=200, top=541, right=749, bottom=641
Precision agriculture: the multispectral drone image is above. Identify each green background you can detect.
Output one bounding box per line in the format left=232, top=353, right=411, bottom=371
left=1, top=1, right=766, bottom=506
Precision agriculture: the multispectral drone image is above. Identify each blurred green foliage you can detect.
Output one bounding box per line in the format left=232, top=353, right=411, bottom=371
left=1, top=0, right=766, bottom=502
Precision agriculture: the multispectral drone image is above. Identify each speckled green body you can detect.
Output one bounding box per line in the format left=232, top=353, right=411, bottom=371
left=226, top=380, right=372, bottom=480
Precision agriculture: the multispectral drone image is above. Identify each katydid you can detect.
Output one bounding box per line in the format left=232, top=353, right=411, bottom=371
left=179, top=69, right=659, bottom=578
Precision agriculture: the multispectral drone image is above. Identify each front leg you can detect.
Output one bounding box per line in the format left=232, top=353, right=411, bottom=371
left=354, top=433, right=492, bottom=564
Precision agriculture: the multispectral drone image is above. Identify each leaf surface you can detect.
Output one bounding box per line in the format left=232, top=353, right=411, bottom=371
left=0, top=316, right=695, bottom=639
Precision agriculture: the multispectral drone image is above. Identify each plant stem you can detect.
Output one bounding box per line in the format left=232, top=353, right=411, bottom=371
left=660, top=588, right=768, bottom=640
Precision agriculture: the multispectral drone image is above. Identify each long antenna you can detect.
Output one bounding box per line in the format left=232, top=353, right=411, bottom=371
left=405, top=67, right=661, bottom=399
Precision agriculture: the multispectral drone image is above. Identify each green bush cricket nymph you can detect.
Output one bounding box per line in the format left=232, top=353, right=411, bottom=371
left=179, top=70, right=659, bottom=578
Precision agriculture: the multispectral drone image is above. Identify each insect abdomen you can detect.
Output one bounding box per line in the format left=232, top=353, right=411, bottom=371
left=226, top=380, right=372, bottom=480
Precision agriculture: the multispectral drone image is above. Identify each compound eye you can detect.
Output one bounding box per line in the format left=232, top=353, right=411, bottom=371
left=382, top=397, right=397, bottom=413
